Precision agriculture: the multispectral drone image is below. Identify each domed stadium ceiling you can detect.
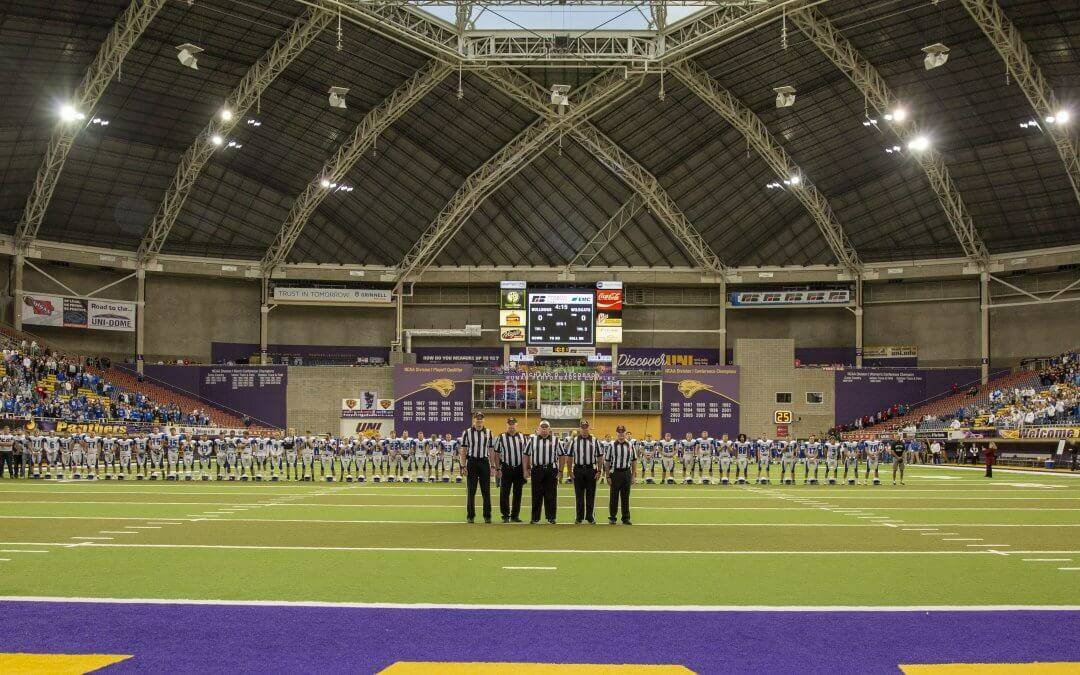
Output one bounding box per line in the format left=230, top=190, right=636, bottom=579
left=1, top=0, right=1077, bottom=280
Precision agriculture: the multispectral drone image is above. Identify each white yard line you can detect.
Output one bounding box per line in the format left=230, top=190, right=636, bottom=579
left=502, top=566, right=557, bottom=571
left=0, top=550, right=49, bottom=554
left=70, top=536, right=112, bottom=541
left=1022, top=558, right=1072, bottom=562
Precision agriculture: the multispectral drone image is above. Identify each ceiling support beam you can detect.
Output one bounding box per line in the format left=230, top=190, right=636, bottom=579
left=671, top=60, right=861, bottom=274
left=958, top=0, right=1080, bottom=210
left=393, top=71, right=645, bottom=287
left=260, top=60, right=452, bottom=273
left=479, top=68, right=727, bottom=276
left=136, top=6, right=333, bottom=264
left=567, top=193, right=646, bottom=269
left=14, top=0, right=166, bottom=251
left=790, top=7, right=990, bottom=266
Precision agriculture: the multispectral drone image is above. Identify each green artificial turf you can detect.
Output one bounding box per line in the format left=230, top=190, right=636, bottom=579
left=0, top=465, right=1077, bottom=607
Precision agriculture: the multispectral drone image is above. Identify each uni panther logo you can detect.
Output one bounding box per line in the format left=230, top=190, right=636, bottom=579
left=420, top=379, right=456, bottom=398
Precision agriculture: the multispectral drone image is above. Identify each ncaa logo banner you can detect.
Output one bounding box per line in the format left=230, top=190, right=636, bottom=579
left=88, top=299, right=136, bottom=332
left=20, top=294, right=64, bottom=327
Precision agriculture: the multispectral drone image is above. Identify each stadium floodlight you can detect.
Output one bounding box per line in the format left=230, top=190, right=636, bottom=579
left=89, top=117, right=108, bottom=126
left=907, top=135, right=930, bottom=152
left=765, top=181, right=782, bottom=189
left=550, top=84, right=570, bottom=107
left=176, top=43, right=202, bottom=70
left=884, top=107, right=908, bottom=123
left=59, top=104, right=86, bottom=123
left=774, top=85, right=796, bottom=108
left=922, top=43, right=950, bottom=70
left=885, top=145, right=902, bottom=154
left=320, top=178, right=332, bottom=188
left=210, top=134, right=224, bottom=146
left=246, top=118, right=261, bottom=127
left=220, top=108, right=233, bottom=121
left=1046, top=110, right=1071, bottom=125
left=788, top=174, right=801, bottom=186
left=1019, top=120, right=1041, bottom=130
left=862, top=117, right=878, bottom=127
left=328, top=86, right=349, bottom=109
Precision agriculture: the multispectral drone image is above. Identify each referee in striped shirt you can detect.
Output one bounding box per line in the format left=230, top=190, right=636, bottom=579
left=494, top=417, right=527, bottom=523
left=603, top=425, right=636, bottom=525
left=568, top=420, right=600, bottom=524
left=459, top=412, right=495, bottom=523
left=523, top=420, right=561, bottom=524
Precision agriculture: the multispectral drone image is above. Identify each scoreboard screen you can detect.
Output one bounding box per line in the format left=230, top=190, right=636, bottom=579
left=527, top=290, right=595, bottom=346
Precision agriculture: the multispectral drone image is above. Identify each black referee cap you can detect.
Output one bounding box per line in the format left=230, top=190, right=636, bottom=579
left=472, top=411, right=484, bottom=419
left=616, top=425, right=626, bottom=433
left=507, top=417, right=517, bottom=424
left=579, top=420, right=590, bottom=428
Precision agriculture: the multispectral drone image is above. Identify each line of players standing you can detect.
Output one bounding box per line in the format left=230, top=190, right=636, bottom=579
left=636, top=433, right=907, bottom=486
left=1, top=425, right=905, bottom=486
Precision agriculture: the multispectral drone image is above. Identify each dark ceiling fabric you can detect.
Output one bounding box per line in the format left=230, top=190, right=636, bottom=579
left=2, top=0, right=1077, bottom=266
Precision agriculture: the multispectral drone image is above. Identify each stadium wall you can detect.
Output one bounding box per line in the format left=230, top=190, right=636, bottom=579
left=734, top=338, right=835, bottom=439
left=4, top=258, right=1077, bottom=369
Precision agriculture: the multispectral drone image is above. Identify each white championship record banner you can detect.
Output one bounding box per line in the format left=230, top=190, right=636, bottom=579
left=87, top=299, right=136, bottom=332
left=272, top=286, right=393, bottom=305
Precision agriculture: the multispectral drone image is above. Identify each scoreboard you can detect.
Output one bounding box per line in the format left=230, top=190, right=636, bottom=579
left=527, top=290, right=595, bottom=346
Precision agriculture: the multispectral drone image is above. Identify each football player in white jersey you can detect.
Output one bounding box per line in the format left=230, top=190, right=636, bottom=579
left=81, top=434, right=99, bottom=479
left=43, top=433, right=60, bottom=479
left=678, top=433, right=696, bottom=483
left=425, top=435, right=440, bottom=482
left=238, top=435, right=254, bottom=480
left=411, top=432, right=428, bottom=482
left=779, top=440, right=796, bottom=485
left=715, top=435, right=733, bottom=484
left=117, top=436, right=134, bottom=479
left=196, top=435, right=213, bottom=480
left=658, top=433, right=677, bottom=484
left=28, top=433, right=44, bottom=478
left=843, top=441, right=860, bottom=485
left=636, top=435, right=655, bottom=483
left=100, top=435, right=117, bottom=479
left=824, top=439, right=840, bottom=484
left=865, top=441, right=882, bottom=485
left=300, top=434, right=316, bottom=481
left=695, top=432, right=714, bottom=484
left=69, top=434, right=85, bottom=479
left=282, top=433, right=299, bottom=481
left=156, top=433, right=172, bottom=480
left=755, top=439, right=772, bottom=484
left=804, top=438, right=821, bottom=485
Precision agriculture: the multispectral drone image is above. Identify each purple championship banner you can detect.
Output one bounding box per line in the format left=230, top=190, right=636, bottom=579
left=834, top=367, right=981, bottom=424
left=394, top=364, right=473, bottom=436
left=2, top=601, right=1077, bottom=673
left=136, top=364, right=288, bottom=428
left=661, top=365, right=740, bottom=438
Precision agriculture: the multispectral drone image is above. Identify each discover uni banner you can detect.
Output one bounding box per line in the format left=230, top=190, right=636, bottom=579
left=661, top=365, right=740, bottom=438
left=394, top=364, right=473, bottom=436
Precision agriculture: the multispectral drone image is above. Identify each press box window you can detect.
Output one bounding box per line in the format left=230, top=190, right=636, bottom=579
left=806, top=392, right=824, bottom=404
left=775, top=393, right=792, bottom=404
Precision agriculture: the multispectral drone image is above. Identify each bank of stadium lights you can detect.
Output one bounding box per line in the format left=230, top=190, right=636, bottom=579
left=1045, top=110, right=1071, bottom=125
left=883, top=107, right=908, bottom=123
left=907, top=135, right=931, bottom=153
left=176, top=43, right=202, bottom=70
left=210, top=135, right=242, bottom=150
left=219, top=108, right=232, bottom=122
left=884, top=145, right=902, bottom=154
left=246, top=118, right=262, bottom=127
left=59, top=104, right=86, bottom=123
left=319, top=178, right=354, bottom=193
left=766, top=175, right=802, bottom=190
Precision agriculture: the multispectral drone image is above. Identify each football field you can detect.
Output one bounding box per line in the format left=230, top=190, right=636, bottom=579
left=2, top=464, right=1079, bottom=673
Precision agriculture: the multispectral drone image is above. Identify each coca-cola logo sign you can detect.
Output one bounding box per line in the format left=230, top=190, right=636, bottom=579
left=596, top=289, right=622, bottom=310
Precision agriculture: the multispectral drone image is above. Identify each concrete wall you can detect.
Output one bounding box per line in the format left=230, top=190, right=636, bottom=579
left=287, top=366, right=393, bottom=435
left=734, top=339, right=836, bottom=439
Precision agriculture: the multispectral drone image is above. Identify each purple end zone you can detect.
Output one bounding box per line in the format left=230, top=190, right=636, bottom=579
left=2, top=601, right=1078, bottom=674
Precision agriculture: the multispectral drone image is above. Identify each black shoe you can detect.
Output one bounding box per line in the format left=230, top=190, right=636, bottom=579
left=502, top=516, right=510, bottom=523
left=530, top=520, right=539, bottom=524
left=511, top=518, right=523, bottom=523
left=467, top=517, right=475, bottom=523
left=574, top=519, right=583, bottom=524
left=622, top=520, right=633, bottom=525
left=484, top=517, right=492, bottom=524
left=608, top=518, right=617, bottom=525
left=586, top=518, right=596, bottom=524
left=547, top=519, right=557, bottom=524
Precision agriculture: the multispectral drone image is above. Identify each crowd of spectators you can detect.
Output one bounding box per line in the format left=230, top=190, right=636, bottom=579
left=1, top=340, right=215, bottom=427
left=829, top=402, right=913, bottom=435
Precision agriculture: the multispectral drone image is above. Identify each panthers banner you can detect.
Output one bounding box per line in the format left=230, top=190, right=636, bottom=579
left=393, top=364, right=473, bottom=436
left=661, top=365, right=740, bottom=438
